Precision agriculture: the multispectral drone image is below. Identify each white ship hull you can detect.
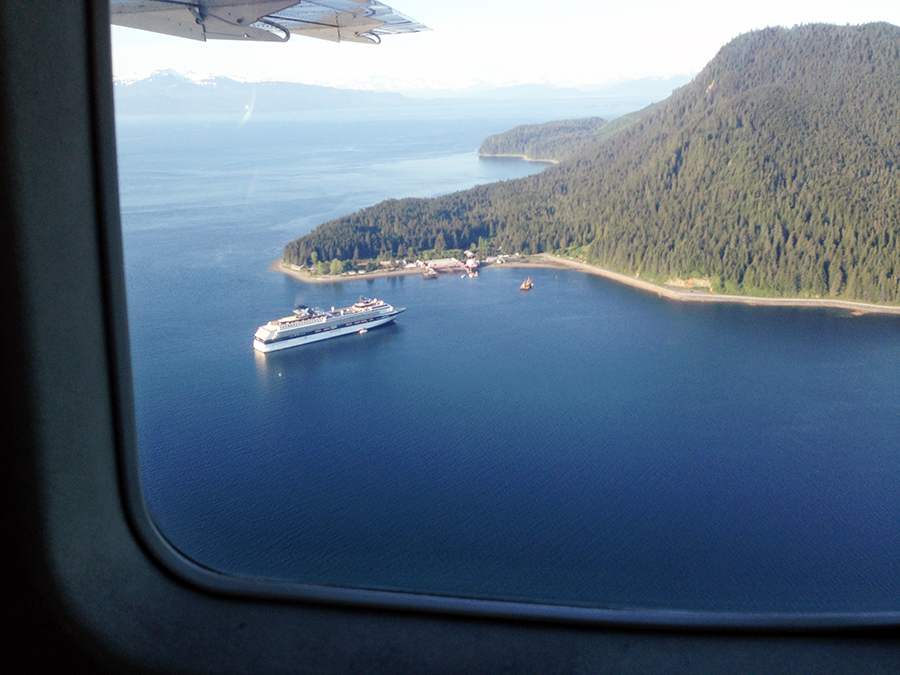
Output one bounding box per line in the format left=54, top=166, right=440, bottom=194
left=253, top=298, right=404, bottom=353
left=253, top=313, right=399, bottom=352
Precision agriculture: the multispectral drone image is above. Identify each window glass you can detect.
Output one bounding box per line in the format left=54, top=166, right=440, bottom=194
left=112, top=1, right=900, bottom=618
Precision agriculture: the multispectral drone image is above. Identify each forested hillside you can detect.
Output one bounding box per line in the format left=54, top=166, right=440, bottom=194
left=478, top=117, right=609, bottom=162
left=478, top=104, right=663, bottom=163
left=285, top=23, right=900, bottom=303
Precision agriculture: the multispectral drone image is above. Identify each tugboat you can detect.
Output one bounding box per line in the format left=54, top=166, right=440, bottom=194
left=520, top=276, right=534, bottom=291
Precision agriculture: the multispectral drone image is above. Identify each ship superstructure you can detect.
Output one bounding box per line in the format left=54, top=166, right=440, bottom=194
left=253, top=297, right=404, bottom=352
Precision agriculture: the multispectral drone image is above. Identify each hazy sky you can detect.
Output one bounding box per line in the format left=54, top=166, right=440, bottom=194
left=111, top=0, right=900, bottom=90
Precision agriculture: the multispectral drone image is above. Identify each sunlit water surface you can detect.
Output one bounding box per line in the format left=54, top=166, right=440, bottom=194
left=118, top=103, right=900, bottom=614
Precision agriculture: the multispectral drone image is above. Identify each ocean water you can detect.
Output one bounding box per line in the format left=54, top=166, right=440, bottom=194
left=117, top=103, right=900, bottom=614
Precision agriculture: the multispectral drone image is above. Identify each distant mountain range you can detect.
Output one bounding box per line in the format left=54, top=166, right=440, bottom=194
left=112, top=70, right=692, bottom=115
left=113, top=70, right=412, bottom=114
left=285, top=23, right=900, bottom=304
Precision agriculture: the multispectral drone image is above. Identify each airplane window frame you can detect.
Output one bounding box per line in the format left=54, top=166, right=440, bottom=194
left=3, top=1, right=900, bottom=672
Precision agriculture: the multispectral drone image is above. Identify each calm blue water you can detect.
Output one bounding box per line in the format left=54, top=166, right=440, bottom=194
left=118, top=103, right=900, bottom=614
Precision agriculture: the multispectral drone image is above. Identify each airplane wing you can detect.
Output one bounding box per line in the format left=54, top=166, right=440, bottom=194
left=110, top=1, right=428, bottom=44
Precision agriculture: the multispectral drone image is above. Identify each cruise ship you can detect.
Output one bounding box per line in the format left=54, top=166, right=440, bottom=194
left=253, top=297, right=405, bottom=352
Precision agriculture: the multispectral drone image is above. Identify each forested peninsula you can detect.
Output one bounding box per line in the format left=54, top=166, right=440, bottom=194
left=477, top=105, right=663, bottom=163
left=478, top=117, right=607, bottom=163
left=285, top=23, right=900, bottom=304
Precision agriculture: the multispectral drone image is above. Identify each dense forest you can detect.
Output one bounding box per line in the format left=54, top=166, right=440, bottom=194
left=478, top=117, right=610, bottom=163
left=285, top=23, right=900, bottom=303
left=478, top=104, right=663, bottom=163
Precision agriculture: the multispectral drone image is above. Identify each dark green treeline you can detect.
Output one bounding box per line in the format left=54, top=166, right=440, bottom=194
left=478, top=117, right=610, bottom=163
left=285, top=23, right=900, bottom=303
left=477, top=103, right=664, bottom=163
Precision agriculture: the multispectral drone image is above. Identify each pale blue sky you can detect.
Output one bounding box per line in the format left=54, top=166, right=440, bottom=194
left=111, top=1, right=900, bottom=90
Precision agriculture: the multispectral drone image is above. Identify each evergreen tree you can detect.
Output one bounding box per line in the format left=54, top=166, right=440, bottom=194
left=284, top=23, right=900, bottom=304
